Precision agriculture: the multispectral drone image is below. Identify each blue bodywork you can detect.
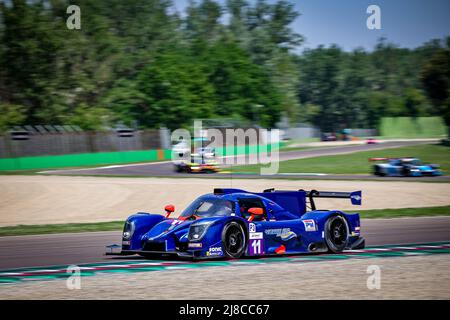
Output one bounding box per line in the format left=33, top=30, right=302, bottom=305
left=117, top=189, right=365, bottom=259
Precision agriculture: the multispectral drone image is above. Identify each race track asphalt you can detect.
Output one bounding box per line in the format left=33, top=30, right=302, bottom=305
left=39, top=140, right=450, bottom=181
left=1, top=216, right=449, bottom=270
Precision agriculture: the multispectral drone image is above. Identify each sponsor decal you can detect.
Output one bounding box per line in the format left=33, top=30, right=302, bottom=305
left=122, top=241, right=130, bottom=245
left=265, top=228, right=288, bottom=236
left=249, top=232, right=263, bottom=240
left=302, top=219, right=316, bottom=232
left=206, top=246, right=223, bottom=257
left=264, top=228, right=297, bottom=240
left=249, top=223, right=256, bottom=233
left=188, top=242, right=202, bottom=248
left=280, top=231, right=297, bottom=241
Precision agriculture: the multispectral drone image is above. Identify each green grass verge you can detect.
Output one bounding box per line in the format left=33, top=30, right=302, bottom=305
left=0, top=221, right=123, bottom=237
left=232, top=143, right=450, bottom=175
left=0, top=205, right=449, bottom=237
left=380, top=116, right=447, bottom=138
left=0, top=159, right=167, bottom=175
left=278, top=146, right=317, bottom=152
left=357, top=205, right=450, bottom=219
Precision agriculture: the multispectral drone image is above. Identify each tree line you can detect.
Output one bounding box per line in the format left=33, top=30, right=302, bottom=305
left=0, top=0, right=449, bottom=133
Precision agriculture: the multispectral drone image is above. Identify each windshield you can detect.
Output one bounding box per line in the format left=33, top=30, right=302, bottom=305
left=403, top=159, right=421, bottom=166
left=180, top=197, right=235, bottom=218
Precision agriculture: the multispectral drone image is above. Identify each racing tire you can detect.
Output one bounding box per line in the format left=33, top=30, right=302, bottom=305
left=402, top=166, right=411, bottom=177
left=373, top=166, right=380, bottom=176
left=373, top=166, right=385, bottom=176
left=324, top=215, right=349, bottom=253
left=221, top=222, right=246, bottom=259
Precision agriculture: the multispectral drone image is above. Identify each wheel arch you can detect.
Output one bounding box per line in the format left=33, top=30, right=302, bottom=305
left=124, top=213, right=165, bottom=250
left=323, top=213, right=350, bottom=253
left=220, top=218, right=248, bottom=258
left=223, top=217, right=249, bottom=243
left=303, top=210, right=353, bottom=237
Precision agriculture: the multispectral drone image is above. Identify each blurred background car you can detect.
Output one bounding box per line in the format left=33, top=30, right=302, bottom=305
left=320, top=132, right=337, bottom=141
left=174, top=145, right=220, bottom=173
left=174, top=156, right=220, bottom=173
left=370, top=157, right=442, bottom=177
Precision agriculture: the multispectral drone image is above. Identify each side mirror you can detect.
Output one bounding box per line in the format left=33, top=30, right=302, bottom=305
left=164, top=204, right=175, bottom=218
left=247, top=207, right=264, bottom=222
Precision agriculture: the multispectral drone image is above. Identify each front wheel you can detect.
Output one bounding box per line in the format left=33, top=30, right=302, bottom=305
left=324, top=215, right=349, bottom=253
left=221, top=222, right=246, bottom=258
left=402, top=166, right=411, bottom=177
left=373, top=165, right=385, bottom=176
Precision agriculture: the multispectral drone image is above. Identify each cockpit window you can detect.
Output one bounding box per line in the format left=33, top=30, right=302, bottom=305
left=407, top=159, right=421, bottom=166
left=180, top=198, right=235, bottom=218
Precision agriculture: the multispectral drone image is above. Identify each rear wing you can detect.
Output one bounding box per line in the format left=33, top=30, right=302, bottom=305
left=303, top=190, right=362, bottom=208
left=263, top=188, right=362, bottom=211
left=369, top=157, right=415, bottom=161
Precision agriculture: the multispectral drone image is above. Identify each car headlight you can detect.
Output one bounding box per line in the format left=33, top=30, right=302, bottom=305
left=122, top=220, right=135, bottom=240
left=188, top=221, right=214, bottom=241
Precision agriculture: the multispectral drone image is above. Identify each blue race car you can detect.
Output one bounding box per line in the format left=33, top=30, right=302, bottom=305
left=107, top=188, right=365, bottom=259
left=370, top=157, right=442, bottom=177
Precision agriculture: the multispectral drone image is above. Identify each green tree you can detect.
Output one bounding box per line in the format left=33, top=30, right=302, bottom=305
left=420, top=44, right=450, bottom=136
left=136, top=48, right=215, bottom=129
left=0, top=0, right=65, bottom=123
left=67, top=103, right=112, bottom=131
left=208, top=35, right=282, bottom=126
left=403, top=88, right=428, bottom=118
left=0, top=104, right=27, bottom=132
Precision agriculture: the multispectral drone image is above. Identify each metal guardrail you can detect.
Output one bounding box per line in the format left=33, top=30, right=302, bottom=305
left=0, top=126, right=162, bottom=158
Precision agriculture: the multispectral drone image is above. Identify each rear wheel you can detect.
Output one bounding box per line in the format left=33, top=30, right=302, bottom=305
left=325, top=215, right=349, bottom=253
left=222, top=222, right=246, bottom=258
left=402, top=166, right=411, bottom=176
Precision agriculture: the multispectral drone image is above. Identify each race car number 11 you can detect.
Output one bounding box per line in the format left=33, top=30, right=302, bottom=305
left=249, top=239, right=263, bottom=255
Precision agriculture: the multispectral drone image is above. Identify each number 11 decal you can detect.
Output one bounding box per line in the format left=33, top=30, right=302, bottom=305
left=249, top=239, right=264, bottom=256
